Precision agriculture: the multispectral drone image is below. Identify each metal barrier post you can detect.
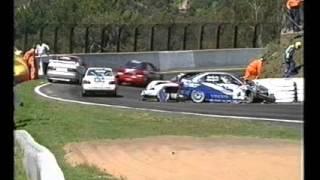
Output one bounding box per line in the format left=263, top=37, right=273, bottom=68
left=216, top=24, right=221, bottom=49
left=23, top=28, right=28, bottom=51
left=199, top=24, right=206, bottom=50
left=150, top=25, right=156, bottom=51
left=167, top=24, right=172, bottom=50
left=84, top=27, right=89, bottom=53
left=233, top=24, right=238, bottom=48
left=69, top=26, right=75, bottom=53
left=133, top=26, right=139, bottom=52
left=53, top=27, right=59, bottom=53
left=100, top=27, right=106, bottom=53
left=253, top=24, right=259, bottom=48
left=116, top=26, right=122, bottom=52
left=183, top=24, right=189, bottom=50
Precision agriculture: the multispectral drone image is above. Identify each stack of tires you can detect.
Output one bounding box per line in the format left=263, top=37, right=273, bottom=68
left=253, top=78, right=304, bottom=103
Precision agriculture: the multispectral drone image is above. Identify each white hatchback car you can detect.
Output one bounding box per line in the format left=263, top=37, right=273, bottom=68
left=47, top=55, right=86, bottom=83
left=81, top=67, right=117, bottom=96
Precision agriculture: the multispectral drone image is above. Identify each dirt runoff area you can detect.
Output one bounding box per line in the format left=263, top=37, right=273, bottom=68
left=64, top=136, right=302, bottom=180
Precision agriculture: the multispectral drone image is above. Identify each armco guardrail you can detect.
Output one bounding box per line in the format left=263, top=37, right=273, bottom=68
left=254, top=78, right=304, bottom=103
left=41, top=48, right=265, bottom=72
left=15, top=130, right=65, bottom=180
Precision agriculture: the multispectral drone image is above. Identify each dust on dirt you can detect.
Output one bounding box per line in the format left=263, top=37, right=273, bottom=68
left=64, top=136, right=302, bottom=180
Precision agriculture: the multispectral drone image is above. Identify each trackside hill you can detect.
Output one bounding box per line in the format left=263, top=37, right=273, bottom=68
left=262, top=33, right=304, bottom=78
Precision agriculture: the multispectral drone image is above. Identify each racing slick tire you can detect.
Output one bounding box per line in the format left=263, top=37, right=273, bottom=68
left=80, top=88, right=87, bottom=97
left=256, top=93, right=276, bottom=103
left=157, top=88, right=170, bottom=102
left=190, top=90, right=205, bottom=103
left=245, top=91, right=254, bottom=103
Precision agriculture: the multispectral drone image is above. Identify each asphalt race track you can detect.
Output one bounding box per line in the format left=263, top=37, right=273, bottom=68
left=38, top=82, right=303, bottom=122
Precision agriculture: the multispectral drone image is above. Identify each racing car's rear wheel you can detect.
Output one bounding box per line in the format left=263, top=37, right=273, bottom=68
left=191, top=90, right=205, bottom=103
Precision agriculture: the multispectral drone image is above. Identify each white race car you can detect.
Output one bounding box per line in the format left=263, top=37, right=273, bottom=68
left=140, top=73, right=198, bottom=102
left=141, top=72, right=276, bottom=103
left=81, top=67, right=117, bottom=96
left=47, top=55, right=86, bottom=84
left=179, top=72, right=275, bottom=103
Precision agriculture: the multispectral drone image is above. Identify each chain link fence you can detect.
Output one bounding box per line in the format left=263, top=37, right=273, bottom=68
left=15, top=22, right=280, bottom=53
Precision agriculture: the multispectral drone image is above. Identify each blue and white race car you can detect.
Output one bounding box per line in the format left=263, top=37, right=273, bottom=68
left=179, top=72, right=275, bottom=103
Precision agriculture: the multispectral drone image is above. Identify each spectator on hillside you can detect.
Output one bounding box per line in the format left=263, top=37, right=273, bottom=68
left=286, top=0, right=304, bottom=32
left=283, top=41, right=303, bottom=77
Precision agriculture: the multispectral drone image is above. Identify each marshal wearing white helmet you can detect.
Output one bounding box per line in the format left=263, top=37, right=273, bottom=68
left=283, top=41, right=303, bottom=78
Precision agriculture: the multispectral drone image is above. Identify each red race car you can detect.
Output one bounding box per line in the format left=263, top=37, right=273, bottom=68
left=116, top=60, right=161, bottom=86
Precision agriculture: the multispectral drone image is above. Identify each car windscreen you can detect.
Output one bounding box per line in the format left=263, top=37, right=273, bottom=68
left=87, top=69, right=113, bottom=76
left=124, top=61, right=146, bottom=70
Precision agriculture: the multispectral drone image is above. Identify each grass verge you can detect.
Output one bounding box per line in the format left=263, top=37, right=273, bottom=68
left=14, top=80, right=302, bottom=180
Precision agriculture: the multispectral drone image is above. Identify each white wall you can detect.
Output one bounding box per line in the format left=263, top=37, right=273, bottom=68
left=15, top=130, right=65, bottom=180
left=254, top=78, right=304, bottom=103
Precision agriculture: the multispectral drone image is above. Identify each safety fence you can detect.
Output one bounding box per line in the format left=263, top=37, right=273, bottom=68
left=15, top=130, right=65, bottom=180
left=254, top=78, right=304, bottom=103
left=15, top=22, right=280, bottom=54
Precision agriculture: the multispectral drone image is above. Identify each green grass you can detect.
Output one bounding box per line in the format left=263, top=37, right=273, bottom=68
left=14, top=80, right=302, bottom=180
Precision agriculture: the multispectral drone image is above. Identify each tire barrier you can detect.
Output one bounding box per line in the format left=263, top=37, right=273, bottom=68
left=15, top=130, right=65, bottom=180
left=253, top=78, right=304, bottom=103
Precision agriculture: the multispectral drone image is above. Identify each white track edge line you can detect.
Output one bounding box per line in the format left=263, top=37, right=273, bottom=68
left=34, top=83, right=303, bottom=124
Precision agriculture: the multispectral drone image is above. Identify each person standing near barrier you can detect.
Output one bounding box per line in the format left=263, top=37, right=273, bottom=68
left=23, top=45, right=39, bottom=80
left=243, top=57, right=267, bottom=81
left=283, top=41, right=303, bottom=77
left=286, top=0, right=304, bottom=32
left=35, top=42, right=50, bottom=76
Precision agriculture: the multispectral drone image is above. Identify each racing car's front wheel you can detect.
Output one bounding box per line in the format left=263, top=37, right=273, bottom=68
left=191, top=90, right=205, bottom=103
left=245, top=91, right=254, bottom=103
left=80, top=88, right=87, bottom=97
left=157, top=88, right=170, bottom=102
